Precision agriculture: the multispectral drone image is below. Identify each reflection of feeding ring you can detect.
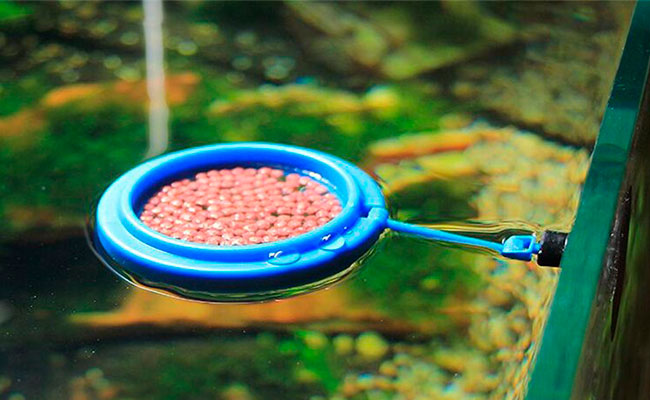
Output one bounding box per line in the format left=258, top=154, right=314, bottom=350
left=91, top=142, right=388, bottom=302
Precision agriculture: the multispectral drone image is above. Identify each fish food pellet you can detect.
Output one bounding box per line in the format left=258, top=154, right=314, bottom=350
left=139, top=167, right=343, bottom=245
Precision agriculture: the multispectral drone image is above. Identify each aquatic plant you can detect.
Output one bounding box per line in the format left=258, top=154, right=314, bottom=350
left=351, top=235, right=483, bottom=324
left=89, top=335, right=330, bottom=400
left=0, top=1, right=32, bottom=24
left=1, top=104, right=146, bottom=219
left=284, top=2, right=521, bottom=80
left=450, top=2, right=635, bottom=145
left=286, top=331, right=345, bottom=393
left=195, top=81, right=457, bottom=163
left=0, top=71, right=52, bottom=117
left=0, top=73, right=200, bottom=237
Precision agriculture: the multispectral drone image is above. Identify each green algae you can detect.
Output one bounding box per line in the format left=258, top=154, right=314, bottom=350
left=0, top=1, right=32, bottom=24
left=352, top=234, right=484, bottom=324
left=286, top=331, right=345, bottom=393
left=451, top=2, right=635, bottom=146
left=0, top=71, right=52, bottom=117
left=1, top=104, right=145, bottom=216
left=350, top=179, right=483, bottom=323
left=198, top=83, right=455, bottom=163
left=285, top=1, right=520, bottom=80
left=92, top=335, right=334, bottom=400
left=387, top=179, right=478, bottom=223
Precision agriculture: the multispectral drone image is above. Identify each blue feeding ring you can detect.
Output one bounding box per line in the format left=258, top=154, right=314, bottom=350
left=90, top=142, right=546, bottom=303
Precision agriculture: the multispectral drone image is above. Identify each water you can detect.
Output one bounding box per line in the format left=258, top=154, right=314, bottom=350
left=0, top=2, right=634, bottom=399
left=413, top=220, right=542, bottom=247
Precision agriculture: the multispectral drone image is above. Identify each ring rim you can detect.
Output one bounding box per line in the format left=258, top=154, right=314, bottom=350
left=92, top=142, right=388, bottom=300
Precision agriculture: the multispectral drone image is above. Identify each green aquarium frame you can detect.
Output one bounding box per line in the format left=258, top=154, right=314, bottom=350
left=527, top=2, right=650, bottom=399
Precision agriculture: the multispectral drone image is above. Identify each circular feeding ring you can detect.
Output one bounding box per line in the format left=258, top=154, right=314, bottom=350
left=92, top=142, right=388, bottom=302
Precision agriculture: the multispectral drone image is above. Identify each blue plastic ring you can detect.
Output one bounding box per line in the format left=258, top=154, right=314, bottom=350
left=92, top=142, right=388, bottom=301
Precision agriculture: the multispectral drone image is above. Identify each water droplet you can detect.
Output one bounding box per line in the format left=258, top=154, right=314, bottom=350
left=320, top=236, right=345, bottom=251
left=268, top=252, right=300, bottom=265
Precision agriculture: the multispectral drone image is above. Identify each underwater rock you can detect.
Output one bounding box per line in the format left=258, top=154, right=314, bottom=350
left=294, top=368, right=320, bottom=385
left=332, top=334, right=355, bottom=356
left=369, top=124, right=589, bottom=227
left=42, top=73, right=199, bottom=109
left=377, top=152, right=478, bottom=196
left=486, top=314, right=517, bottom=349
left=368, top=131, right=480, bottom=161
left=0, top=109, right=45, bottom=142
left=284, top=2, right=389, bottom=73
left=0, top=74, right=200, bottom=238
left=0, top=73, right=199, bottom=145
left=1, top=205, right=82, bottom=239
left=337, top=122, right=590, bottom=399
left=284, top=2, right=521, bottom=80
left=355, top=332, right=389, bottom=361
left=439, top=113, right=474, bottom=130
left=0, top=2, right=150, bottom=89
left=301, top=331, right=329, bottom=350
left=68, top=368, right=119, bottom=400
left=433, top=346, right=488, bottom=374
left=450, top=2, right=635, bottom=146
left=53, top=337, right=330, bottom=400
left=480, top=285, right=513, bottom=308
left=378, top=360, right=398, bottom=377
left=4, top=1, right=314, bottom=85
left=220, top=384, right=255, bottom=400
left=457, top=370, right=500, bottom=394
left=71, top=285, right=428, bottom=336
left=209, top=83, right=399, bottom=117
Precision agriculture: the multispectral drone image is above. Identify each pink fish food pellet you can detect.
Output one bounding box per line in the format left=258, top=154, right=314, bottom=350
left=139, top=167, right=343, bottom=246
